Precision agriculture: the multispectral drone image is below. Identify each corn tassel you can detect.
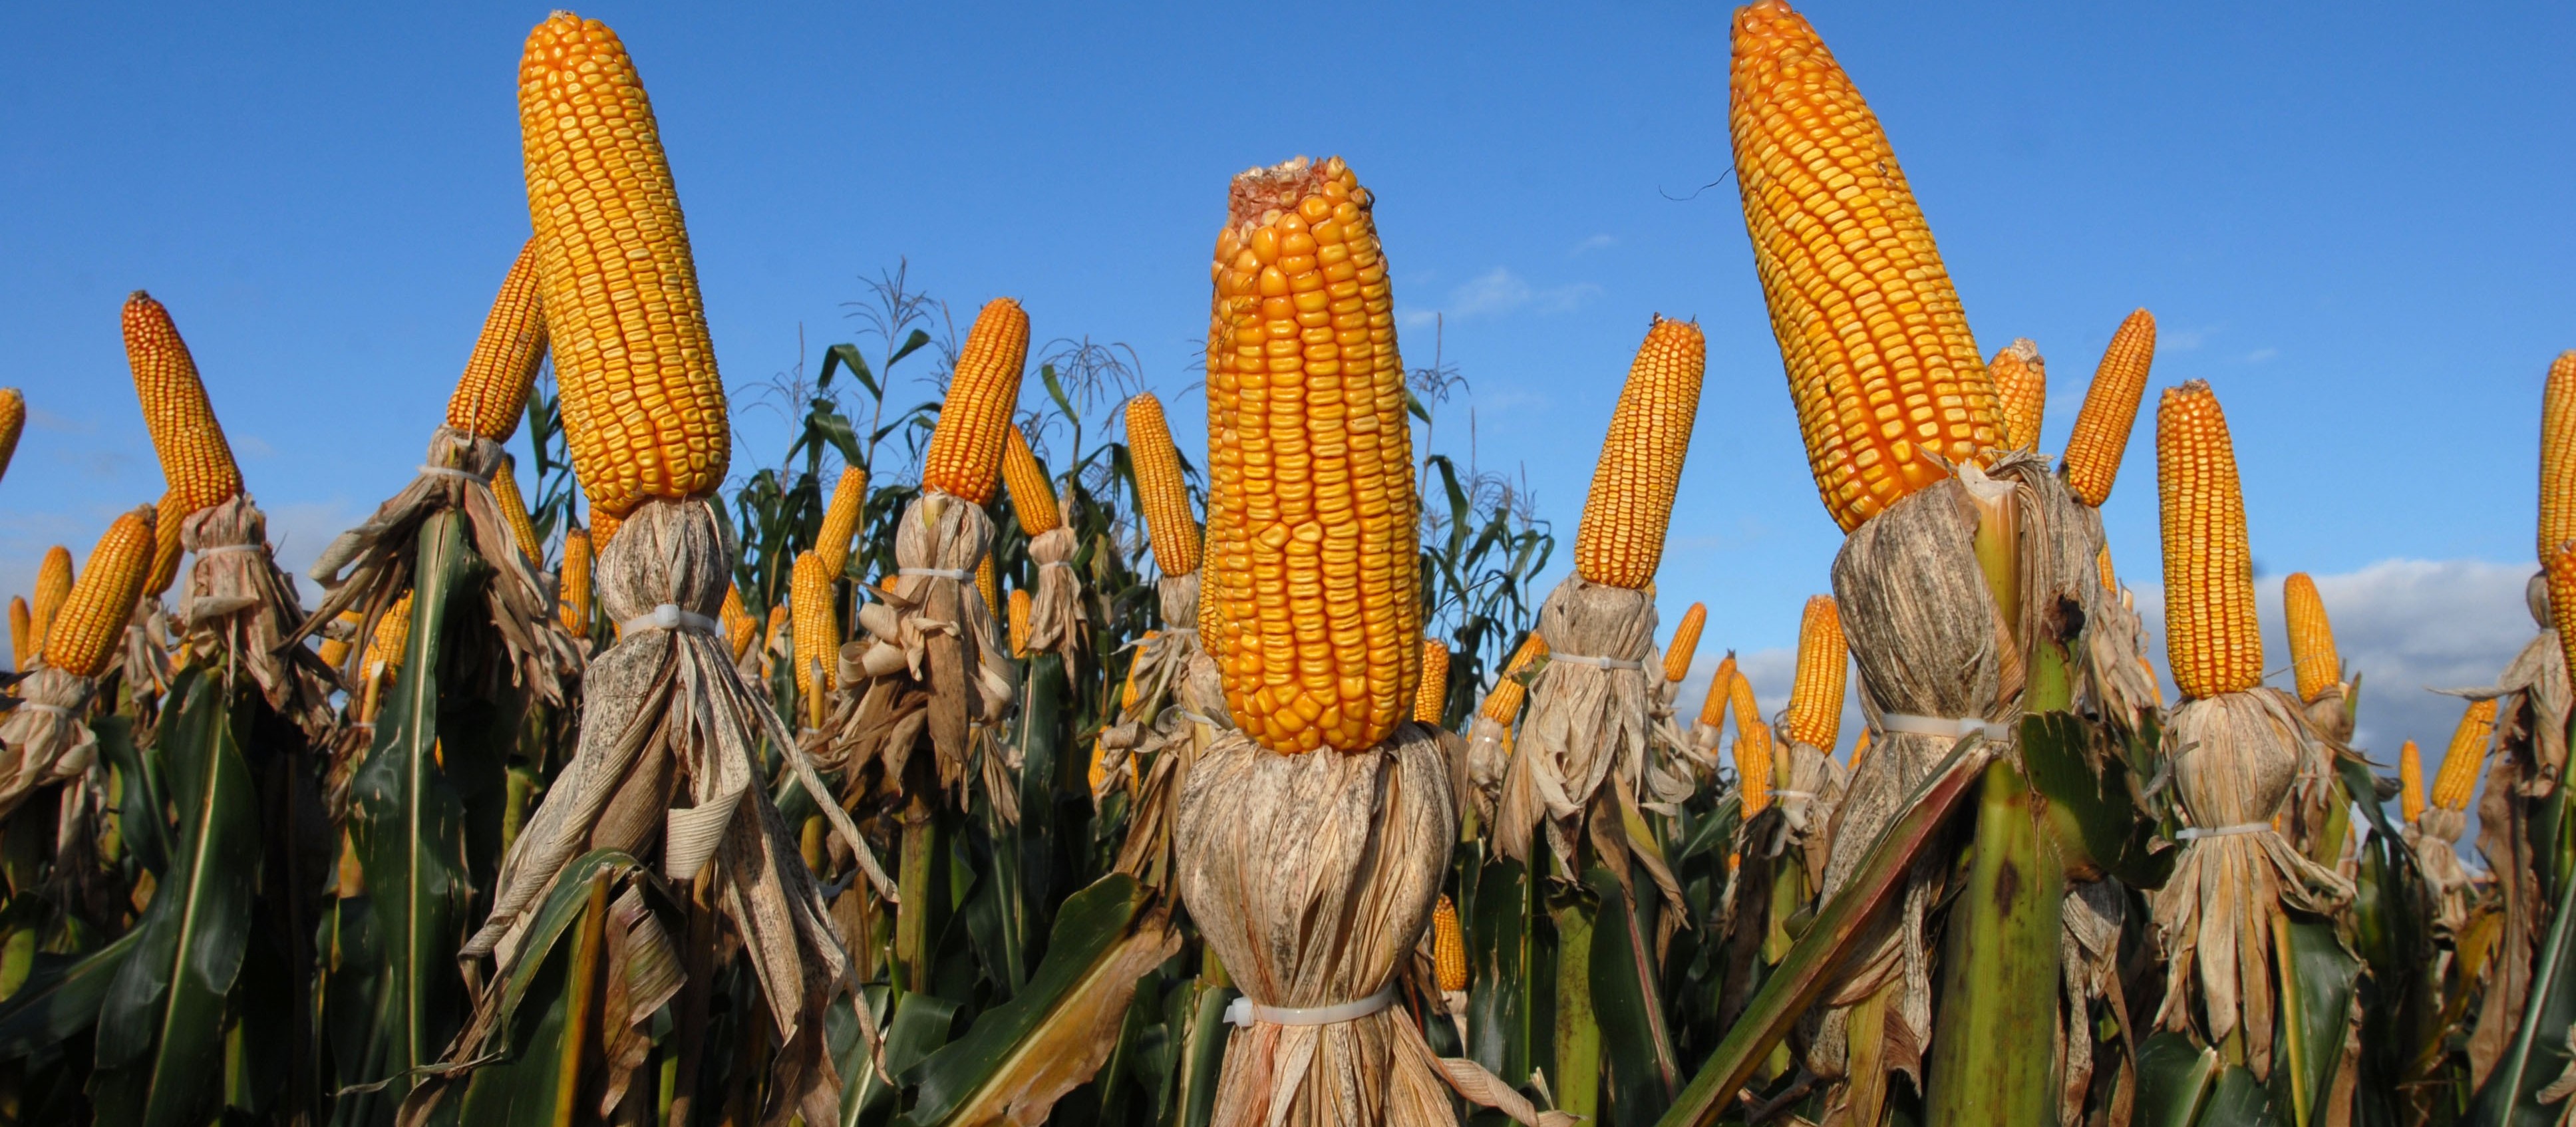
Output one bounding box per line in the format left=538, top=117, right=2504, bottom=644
left=45, top=506, right=156, bottom=678
left=816, top=467, right=868, bottom=577
left=1573, top=316, right=1706, bottom=588
left=1991, top=339, right=2044, bottom=453
left=921, top=299, right=1031, bottom=505
left=443, top=237, right=549, bottom=442
left=31, top=546, right=71, bottom=656
left=1000, top=426, right=1061, bottom=534
left=1415, top=639, right=1450, bottom=725
left=1126, top=391, right=1200, bottom=577
left=2432, top=699, right=2496, bottom=812
left=1784, top=594, right=1846, bottom=749
left=1663, top=601, right=1706, bottom=685
left=2063, top=309, right=2158, bottom=508
left=2157, top=381, right=2261, bottom=699
left=2282, top=573, right=2341, bottom=705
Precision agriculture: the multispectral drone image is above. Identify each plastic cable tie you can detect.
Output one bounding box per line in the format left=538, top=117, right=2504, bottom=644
left=897, top=567, right=975, bottom=581
left=1174, top=709, right=1218, bottom=729
left=1549, top=653, right=1643, bottom=671
left=1879, top=713, right=2014, bottom=743
left=2175, top=822, right=2272, bottom=841
left=195, top=544, right=265, bottom=558
left=618, top=603, right=723, bottom=637
left=1222, top=983, right=1396, bottom=1029
left=15, top=703, right=75, bottom=718
left=418, top=464, right=494, bottom=484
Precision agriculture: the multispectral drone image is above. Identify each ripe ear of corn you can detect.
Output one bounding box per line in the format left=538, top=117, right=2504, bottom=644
left=1784, top=595, right=1846, bottom=749
left=1414, top=639, right=1451, bottom=725
left=2157, top=381, right=2261, bottom=699
left=921, top=299, right=1032, bottom=505
left=816, top=467, right=868, bottom=577
left=44, top=506, right=156, bottom=678
left=976, top=554, right=998, bottom=614
left=2062, top=309, right=2158, bottom=507
left=2432, top=699, right=2496, bottom=812
left=370, top=591, right=416, bottom=679
left=1009, top=588, right=1033, bottom=658
left=2397, top=740, right=2425, bottom=824
left=444, top=237, right=549, bottom=442
left=2283, top=573, right=2341, bottom=704
left=31, top=546, right=71, bottom=655
left=1573, top=317, right=1706, bottom=588
left=560, top=528, right=593, bottom=633
left=1991, top=339, right=2045, bottom=453
left=1731, top=1, right=1997, bottom=533
left=1126, top=392, right=1200, bottom=577
left=491, top=457, right=545, bottom=564
left=7, top=597, right=28, bottom=671
left=1000, top=426, right=1061, bottom=534
left=519, top=13, right=728, bottom=520
left=1205, top=156, right=1419, bottom=754
left=1730, top=669, right=1773, bottom=815
left=1478, top=631, right=1550, bottom=724
left=590, top=509, right=620, bottom=552
left=1698, top=651, right=1738, bottom=730
left=2542, top=353, right=2576, bottom=562
left=0, top=389, right=21, bottom=484
left=1662, top=602, right=1707, bottom=684
left=1432, top=894, right=1468, bottom=992
left=2096, top=544, right=2117, bottom=593
left=122, top=293, right=245, bottom=524
left=792, top=550, right=836, bottom=726
left=721, top=583, right=756, bottom=663
left=318, top=608, right=363, bottom=671
left=144, top=488, right=187, bottom=597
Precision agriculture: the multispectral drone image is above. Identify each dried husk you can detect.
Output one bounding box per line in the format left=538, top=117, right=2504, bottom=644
left=120, top=596, right=174, bottom=702
left=298, top=427, right=581, bottom=705
left=1104, top=575, right=1223, bottom=889
left=1498, top=575, right=1659, bottom=865
left=2058, top=880, right=2130, bottom=1127
left=1024, top=524, right=1084, bottom=667
left=2462, top=589, right=2565, bottom=1081
left=2068, top=504, right=2162, bottom=729
left=176, top=494, right=338, bottom=737
left=0, top=669, right=97, bottom=823
left=860, top=492, right=1017, bottom=805
left=2150, top=688, right=2354, bottom=1081
left=1775, top=738, right=1848, bottom=890
left=2410, top=808, right=2478, bottom=937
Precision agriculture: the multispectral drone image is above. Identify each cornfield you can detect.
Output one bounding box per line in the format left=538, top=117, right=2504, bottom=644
left=1, top=4, right=2568, bottom=1126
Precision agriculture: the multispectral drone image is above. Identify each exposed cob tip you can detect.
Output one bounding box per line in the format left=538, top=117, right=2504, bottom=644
left=7, top=597, right=28, bottom=672
left=815, top=466, right=868, bottom=577
left=2157, top=380, right=2261, bottom=699
left=1432, top=894, right=1468, bottom=992
left=2432, top=698, right=2497, bottom=813
left=791, top=550, right=836, bottom=726
left=1663, top=602, right=1708, bottom=685
left=1991, top=339, right=2046, bottom=453
left=1784, top=595, right=1846, bottom=749
left=1729, top=667, right=1772, bottom=815
left=1478, top=631, right=1550, bottom=725
left=443, top=237, right=549, bottom=442
left=31, top=545, right=71, bottom=659
left=921, top=299, right=1032, bottom=505
left=2063, top=309, right=2158, bottom=507
left=1009, top=587, right=1033, bottom=659
left=560, top=527, right=593, bottom=634
left=369, top=591, right=416, bottom=681
left=1000, top=425, right=1062, bottom=534
left=721, top=583, right=757, bottom=664
left=45, top=505, right=157, bottom=679
left=2541, top=352, right=2576, bottom=562
left=1697, top=651, right=1739, bottom=730
left=2283, top=573, right=2342, bottom=704
left=490, top=457, right=544, bottom=565
left=1124, top=392, right=1200, bottom=577
left=1573, top=316, right=1707, bottom=589
left=0, top=388, right=23, bottom=484
left=976, top=554, right=999, bottom=614
left=2397, top=740, right=2425, bottom=824
left=2549, top=539, right=2576, bottom=706
left=1414, top=639, right=1451, bottom=725
left=122, top=291, right=245, bottom=526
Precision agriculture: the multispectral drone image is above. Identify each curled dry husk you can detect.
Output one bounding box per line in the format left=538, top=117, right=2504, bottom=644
left=176, top=494, right=338, bottom=737
left=2068, top=504, right=2162, bottom=730
left=2460, top=579, right=2565, bottom=1079
left=1100, top=574, right=1225, bottom=889
left=1774, top=736, right=1849, bottom=890
left=2410, top=808, right=2478, bottom=937
left=0, top=669, right=97, bottom=823
left=447, top=498, right=884, bottom=1123
left=2058, top=880, right=2130, bottom=1126
left=1498, top=575, right=1694, bottom=866
left=120, top=596, right=175, bottom=703
left=1024, top=524, right=1085, bottom=667
left=2151, top=688, right=2354, bottom=1082
left=298, top=427, right=581, bottom=705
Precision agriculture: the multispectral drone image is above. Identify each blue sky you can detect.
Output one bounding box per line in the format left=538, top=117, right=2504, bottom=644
left=5, top=2, right=2571, bottom=778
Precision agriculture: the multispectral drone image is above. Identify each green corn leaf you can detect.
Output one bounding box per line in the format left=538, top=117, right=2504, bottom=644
left=2134, top=1031, right=2219, bottom=1127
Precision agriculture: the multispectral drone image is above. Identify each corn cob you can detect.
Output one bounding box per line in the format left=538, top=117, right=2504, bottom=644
left=791, top=550, right=835, bottom=726
left=1730, top=668, right=1773, bottom=816
left=976, top=554, right=998, bottom=613
left=1008, top=588, right=1033, bottom=658
left=491, top=457, right=545, bottom=564
left=1730, top=1, right=1997, bottom=533
left=2283, top=573, right=2341, bottom=704
left=31, top=546, right=71, bottom=655
left=2157, top=381, right=2261, bottom=699
left=764, top=604, right=789, bottom=667
left=1991, top=339, right=2045, bottom=453
left=318, top=609, right=363, bottom=671
left=370, top=592, right=416, bottom=680
left=816, top=467, right=868, bottom=577
left=1785, top=595, right=1846, bottom=749
left=560, top=528, right=593, bottom=633
left=2543, top=352, right=2576, bottom=562
left=45, top=506, right=156, bottom=678
left=122, top=293, right=245, bottom=522
left=1478, top=631, right=1550, bottom=725
left=921, top=299, right=1032, bottom=505
left=591, top=509, right=619, bottom=551
left=1575, top=317, right=1706, bottom=588
left=2063, top=309, right=2158, bottom=507
left=144, top=488, right=186, bottom=597
left=0, top=389, right=21, bottom=484
left=2432, top=698, right=2497, bottom=812
left=1206, top=156, right=1419, bottom=754
left=1415, top=639, right=1450, bottom=725
left=7, top=597, right=28, bottom=671
left=1432, top=894, right=1468, bottom=992
left=2551, top=540, right=2576, bottom=727
left=1125, top=392, right=1200, bottom=577
left=1663, top=601, right=1707, bottom=685
left=1849, top=726, right=1872, bottom=772
left=2097, top=544, right=2117, bottom=593
left=1698, top=652, right=1739, bottom=731
left=443, top=237, right=549, bottom=442
left=1000, top=426, right=1061, bottom=534
left=1087, top=738, right=1111, bottom=795
left=721, top=583, right=756, bottom=663
left=2398, top=740, right=2425, bottom=825
left=518, top=13, right=728, bottom=520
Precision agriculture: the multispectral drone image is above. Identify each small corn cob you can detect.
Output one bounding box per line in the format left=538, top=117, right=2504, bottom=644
left=1478, top=631, right=1551, bottom=725
left=1574, top=317, right=1706, bottom=588
left=45, top=506, right=157, bottom=678
left=1849, top=726, right=1872, bottom=772
left=1784, top=595, right=1846, bottom=749
left=1125, top=392, right=1200, bottom=577
left=2283, top=573, right=2341, bottom=704
left=921, top=299, right=1032, bottom=505
left=1000, top=426, right=1061, bottom=534
left=2432, top=699, right=2497, bottom=812
left=1731, top=1, right=1997, bottom=533
left=792, top=550, right=836, bottom=726
left=31, top=545, right=72, bottom=654
left=491, top=458, right=545, bottom=565
left=1124, top=635, right=1156, bottom=709
left=976, top=554, right=998, bottom=613
left=2397, top=740, right=2425, bottom=824
left=1432, top=894, right=1468, bottom=992
left=145, top=488, right=186, bottom=597
left=1730, top=669, right=1774, bottom=816
left=1663, top=601, right=1707, bottom=685
left=370, top=592, right=416, bottom=680
left=1086, top=738, right=1111, bottom=795
left=1206, top=156, right=1419, bottom=754
left=560, top=528, right=593, bottom=634
left=2157, top=381, right=2262, bottom=699
left=1415, top=639, right=1451, bottom=726
left=816, top=467, right=868, bottom=577
left=0, top=388, right=21, bottom=484
left=2096, top=544, right=2117, bottom=593
left=7, top=597, right=28, bottom=671
left=519, top=13, right=729, bottom=520
left=1698, top=652, right=1739, bottom=731
left=2062, top=309, right=2158, bottom=508
left=721, top=584, right=756, bottom=663
left=2550, top=540, right=2576, bottom=719
left=122, top=293, right=245, bottom=522
left=1008, top=588, right=1033, bottom=658
left=1991, top=339, right=2045, bottom=453
left=763, top=605, right=789, bottom=666
left=2541, top=352, right=2576, bottom=562
left=317, top=609, right=363, bottom=671
left=443, top=237, right=549, bottom=442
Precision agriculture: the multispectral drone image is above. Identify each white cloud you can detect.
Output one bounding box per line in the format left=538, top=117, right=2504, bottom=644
left=1571, top=234, right=1617, bottom=257
left=1399, top=267, right=1602, bottom=329
left=2164, top=323, right=2219, bottom=353
left=2241, top=347, right=2279, bottom=363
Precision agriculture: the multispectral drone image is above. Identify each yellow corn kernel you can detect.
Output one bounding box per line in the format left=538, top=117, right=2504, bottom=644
left=443, top=237, right=548, bottom=442
left=123, top=294, right=245, bottom=526
left=1785, top=595, right=1846, bottom=749
left=792, top=550, right=836, bottom=726
left=722, top=583, right=756, bottom=663
left=1478, top=631, right=1551, bottom=725
left=2397, top=740, right=2425, bottom=825
left=1432, top=894, right=1468, bottom=992
left=45, top=507, right=156, bottom=679
left=2062, top=309, right=2158, bottom=508
left=142, top=488, right=188, bottom=597
left=590, top=509, right=619, bottom=552
left=1730, top=669, right=1773, bottom=816
left=560, top=528, right=593, bottom=634
left=2283, top=573, right=2341, bottom=704
left=816, top=467, right=868, bottom=577
left=2551, top=540, right=2576, bottom=730
left=0, top=389, right=21, bottom=484
left=1087, top=738, right=1110, bottom=794
left=976, top=554, right=998, bottom=614
left=317, top=609, right=363, bottom=672
left=1206, top=156, right=1420, bottom=754
left=1575, top=317, right=1706, bottom=588
left=921, top=299, right=1031, bottom=505
left=1849, top=726, right=1872, bottom=772
left=2543, top=353, right=2576, bottom=562
left=1663, top=602, right=1707, bottom=685
left=1000, top=426, right=1060, bottom=535
left=1730, top=1, right=1997, bottom=532
left=518, top=13, right=728, bottom=520
left=2157, top=381, right=2261, bottom=699
left=1126, top=392, right=1200, bottom=577
left=1125, top=633, right=1157, bottom=710
left=1697, top=652, right=1738, bottom=730
left=764, top=604, right=789, bottom=663
left=7, top=597, right=27, bottom=671
left=369, top=592, right=416, bottom=681
left=1991, top=339, right=2045, bottom=453
left=1415, top=639, right=1451, bottom=725
left=491, top=458, right=544, bottom=565
left=31, top=546, right=71, bottom=655
left=2097, top=544, right=2117, bottom=593
left=2432, top=699, right=2497, bottom=812
left=1008, top=588, right=1033, bottom=658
